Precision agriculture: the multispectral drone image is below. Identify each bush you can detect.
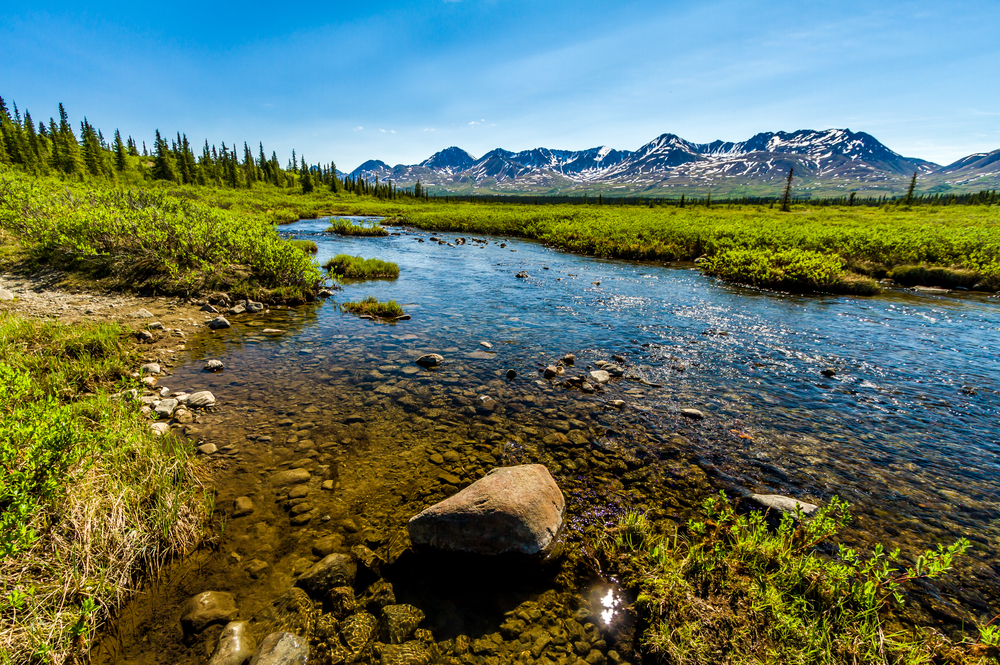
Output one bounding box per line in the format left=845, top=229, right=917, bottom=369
left=703, top=248, right=880, bottom=295
left=889, top=264, right=980, bottom=289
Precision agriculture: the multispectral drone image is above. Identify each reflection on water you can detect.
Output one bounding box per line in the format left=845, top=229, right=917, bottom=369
left=96, top=218, right=1000, bottom=663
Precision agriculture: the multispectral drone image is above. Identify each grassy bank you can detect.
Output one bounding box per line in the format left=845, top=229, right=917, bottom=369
left=0, top=313, right=204, bottom=665
left=398, top=202, right=1000, bottom=294
left=0, top=168, right=323, bottom=302
left=593, top=493, right=996, bottom=664
left=324, top=254, right=400, bottom=279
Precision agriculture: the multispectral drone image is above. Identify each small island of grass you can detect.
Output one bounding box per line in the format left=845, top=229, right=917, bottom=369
left=341, top=295, right=404, bottom=319
left=288, top=239, right=318, bottom=254
left=326, top=218, right=389, bottom=236
left=324, top=254, right=399, bottom=279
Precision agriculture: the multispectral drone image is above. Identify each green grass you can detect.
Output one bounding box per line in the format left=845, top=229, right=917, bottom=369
left=0, top=313, right=204, bottom=664
left=397, top=202, right=1000, bottom=294
left=323, top=254, right=399, bottom=279
left=888, top=264, right=981, bottom=289
left=341, top=295, right=404, bottom=318
left=592, top=493, right=987, bottom=664
left=325, top=218, right=389, bottom=236
left=288, top=239, right=318, bottom=254
left=0, top=167, right=323, bottom=302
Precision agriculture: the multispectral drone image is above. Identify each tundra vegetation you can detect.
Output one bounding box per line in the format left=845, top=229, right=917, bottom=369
left=0, top=314, right=204, bottom=664
left=323, top=254, right=400, bottom=279
left=593, top=493, right=996, bottom=664
left=340, top=295, right=405, bottom=319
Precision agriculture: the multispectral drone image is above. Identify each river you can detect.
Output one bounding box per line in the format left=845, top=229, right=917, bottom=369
left=96, top=217, right=1000, bottom=663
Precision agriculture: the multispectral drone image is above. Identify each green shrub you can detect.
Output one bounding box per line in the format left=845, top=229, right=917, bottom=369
left=341, top=295, right=404, bottom=318
left=703, top=248, right=880, bottom=294
left=595, top=493, right=972, bottom=664
left=323, top=254, right=399, bottom=279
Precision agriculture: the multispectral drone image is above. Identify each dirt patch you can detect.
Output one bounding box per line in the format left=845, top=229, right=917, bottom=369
left=0, top=269, right=233, bottom=366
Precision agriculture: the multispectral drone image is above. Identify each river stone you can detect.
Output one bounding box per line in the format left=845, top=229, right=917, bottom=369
left=187, top=391, right=217, bottom=408
left=381, top=604, right=425, bottom=644
left=198, top=443, right=218, bottom=455
left=130, top=308, right=154, bottom=318
left=0, top=288, right=13, bottom=301
left=249, top=632, right=309, bottom=665
left=205, top=359, right=226, bottom=372
left=150, top=422, right=170, bottom=436
left=312, top=533, right=343, bottom=557
left=207, top=621, right=255, bottom=665
left=680, top=408, right=705, bottom=420
left=234, top=496, right=254, bottom=517
left=589, top=370, right=610, bottom=384
left=270, top=468, right=311, bottom=487
left=415, top=354, right=443, bottom=368
left=407, top=464, right=565, bottom=556
left=263, top=328, right=285, bottom=334
left=154, top=399, right=178, bottom=418
left=296, top=553, right=357, bottom=598
left=341, top=612, right=378, bottom=655
left=141, top=362, right=162, bottom=375
left=208, top=316, right=231, bottom=330
left=201, top=304, right=219, bottom=313
left=543, top=365, right=563, bottom=379
left=381, top=641, right=431, bottom=665
left=748, top=494, right=819, bottom=517
left=181, top=591, right=238, bottom=635
left=247, top=301, right=264, bottom=313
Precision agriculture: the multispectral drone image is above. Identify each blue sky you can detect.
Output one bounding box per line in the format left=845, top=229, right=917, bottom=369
left=2, top=0, right=997, bottom=170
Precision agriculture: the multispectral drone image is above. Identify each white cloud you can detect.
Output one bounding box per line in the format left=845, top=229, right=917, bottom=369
left=424, top=128, right=436, bottom=132
left=353, top=126, right=363, bottom=131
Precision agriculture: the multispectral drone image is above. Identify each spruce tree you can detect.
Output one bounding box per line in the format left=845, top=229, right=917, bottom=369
left=904, top=171, right=918, bottom=206
left=300, top=155, right=314, bottom=194
left=151, top=130, right=176, bottom=181
left=780, top=166, right=794, bottom=212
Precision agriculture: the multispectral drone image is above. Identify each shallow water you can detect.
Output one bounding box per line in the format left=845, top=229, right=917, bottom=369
left=96, top=217, right=1000, bottom=663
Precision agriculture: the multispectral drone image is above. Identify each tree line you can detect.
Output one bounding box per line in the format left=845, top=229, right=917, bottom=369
left=0, top=95, right=428, bottom=199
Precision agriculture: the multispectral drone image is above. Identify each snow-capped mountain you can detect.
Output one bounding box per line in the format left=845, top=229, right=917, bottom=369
left=348, top=129, right=998, bottom=196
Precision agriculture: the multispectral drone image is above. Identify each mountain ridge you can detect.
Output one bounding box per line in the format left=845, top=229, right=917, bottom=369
left=348, top=129, right=998, bottom=197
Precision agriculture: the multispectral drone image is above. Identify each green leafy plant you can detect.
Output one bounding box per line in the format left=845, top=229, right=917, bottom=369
left=323, top=254, right=399, bottom=279
left=340, top=295, right=404, bottom=318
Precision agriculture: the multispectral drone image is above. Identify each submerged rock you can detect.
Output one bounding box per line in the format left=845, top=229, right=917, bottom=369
left=181, top=591, right=237, bottom=635
left=207, top=621, right=255, bottom=665
left=680, top=408, right=705, bottom=420
left=248, top=632, right=309, bottom=665
left=381, top=604, right=425, bottom=644
left=543, top=365, right=564, bottom=379
left=415, top=354, right=443, bottom=368
left=407, top=464, right=565, bottom=556
left=296, top=553, right=357, bottom=599
left=341, top=612, right=378, bottom=655
left=381, top=641, right=431, bottom=665
left=205, top=359, right=226, bottom=372
left=187, top=390, right=217, bottom=408
left=748, top=494, right=819, bottom=517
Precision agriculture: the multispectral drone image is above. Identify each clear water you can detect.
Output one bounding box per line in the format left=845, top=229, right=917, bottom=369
left=96, top=217, right=1000, bottom=663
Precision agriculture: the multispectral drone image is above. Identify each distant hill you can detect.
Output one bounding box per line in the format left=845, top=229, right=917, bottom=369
left=348, top=129, right=999, bottom=197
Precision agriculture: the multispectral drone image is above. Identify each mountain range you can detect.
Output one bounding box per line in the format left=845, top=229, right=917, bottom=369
left=348, top=129, right=1000, bottom=197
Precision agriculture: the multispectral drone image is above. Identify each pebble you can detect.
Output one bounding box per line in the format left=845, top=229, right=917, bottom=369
left=821, top=368, right=837, bottom=377
left=140, top=362, right=161, bottom=375
left=588, top=370, right=610, bottom=384
left=197, top=443, right=218, bottom=455
left=200, top=304, right=219, bottom=313
left=130, top=308, right=154, bottom=318
left=506, top=369, right=517, bottom=380
left=0, top=288, right=14, bottom=301
left=680, top=408, right=705, bottom=420
left=204, top=359, right=225, bottom=372
left=416, top=354, right=444, bottom=368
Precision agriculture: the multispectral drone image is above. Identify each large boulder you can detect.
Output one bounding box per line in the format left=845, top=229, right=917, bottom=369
left=407, top=464, right=565, bottom=556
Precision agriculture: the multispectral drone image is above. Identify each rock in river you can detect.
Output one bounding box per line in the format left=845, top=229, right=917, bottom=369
left=748, top=494, right=818, bottom=517
left=205, top=359, right=225, bottom=372
left=680, top=408, right=705, bottom=420
left=588, top=370, right=610, bottom=384
left=208, top=621, right=255, bottom=665
left=415, top=354, right=443, bottom=368
left=407, top=464, right=565, bottom=556
left=296, top=553, right=357, bottom=599
left=181, top=591, right=238, bottom=635
left=187, top=390, right=217, bottom=408
left=249, top=632, right=309, bottom=665
left=208, top=316, right=231, bottom=330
